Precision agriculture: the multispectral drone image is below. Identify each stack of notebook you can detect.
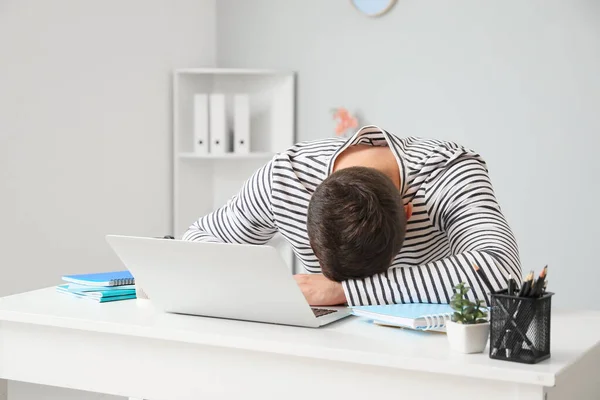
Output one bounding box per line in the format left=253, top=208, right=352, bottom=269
left=56, top=271, right=136, bottom=303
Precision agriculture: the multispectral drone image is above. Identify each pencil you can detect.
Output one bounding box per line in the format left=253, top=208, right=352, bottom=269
left=472, top=263, right=494, bottom=294
left=531, top=265, right=548, bottom=297
left=519, top=271, right=534, bottom=297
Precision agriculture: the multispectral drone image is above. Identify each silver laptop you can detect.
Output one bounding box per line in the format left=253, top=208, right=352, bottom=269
left=105, top=235, right=351, bottom=328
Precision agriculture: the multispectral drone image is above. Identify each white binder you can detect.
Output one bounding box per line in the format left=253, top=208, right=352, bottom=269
left=193, top=94, right=209, bottom=154
left=233, top=94, right=250, bottom=154
left=209, top=93, right=229, bottom=155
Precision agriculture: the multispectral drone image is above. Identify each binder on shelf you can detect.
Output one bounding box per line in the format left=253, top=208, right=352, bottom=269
left=209, top=93, right=229, bottom=155
left=193, top=94, right=209, bottom=155
left=351, top=303, right=454, bottom=331
left=233, top=94, right=250, bottom=154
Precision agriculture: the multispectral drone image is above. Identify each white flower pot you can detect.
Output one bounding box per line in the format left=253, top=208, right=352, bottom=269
left=446, top=320, right=490, bottom=354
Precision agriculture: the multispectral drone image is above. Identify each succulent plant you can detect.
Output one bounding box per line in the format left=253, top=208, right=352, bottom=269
left=450, top=283, right=488, bottom=324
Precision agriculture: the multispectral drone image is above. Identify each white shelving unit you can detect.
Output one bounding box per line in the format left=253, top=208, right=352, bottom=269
left=177, top=152, right=275, bottom=160
left=172, top=68, right=296, bottom=270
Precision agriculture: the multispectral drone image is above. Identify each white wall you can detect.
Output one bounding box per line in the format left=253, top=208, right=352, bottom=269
left=0, top=0, right=216, bottom=399
left=1, top=2, right=598, bottom=398
left=217, top=0, right=600, bottom=309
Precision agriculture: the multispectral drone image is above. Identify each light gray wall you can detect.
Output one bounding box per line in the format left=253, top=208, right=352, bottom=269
left=217, top=0, right=600, bottom=309
left=0, top=0, right=216, bottom=399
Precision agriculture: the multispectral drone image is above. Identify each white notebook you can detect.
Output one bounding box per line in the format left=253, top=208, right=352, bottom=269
left=351, top=304, right=454, bottom=331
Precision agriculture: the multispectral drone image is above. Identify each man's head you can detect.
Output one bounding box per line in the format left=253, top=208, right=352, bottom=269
left=307, top=166, right=407, bottom=282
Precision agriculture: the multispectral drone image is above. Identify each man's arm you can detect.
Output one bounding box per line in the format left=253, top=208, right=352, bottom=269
left=341, top=156, right=522, bottom=306
left=182, top=159, right=278, bottom=244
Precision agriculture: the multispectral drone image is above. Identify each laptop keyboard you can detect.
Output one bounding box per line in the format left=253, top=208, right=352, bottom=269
left=311, top=308, right=338, bottom=318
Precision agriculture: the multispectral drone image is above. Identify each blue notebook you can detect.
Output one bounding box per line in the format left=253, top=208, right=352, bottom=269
left=62, top=271, right=134, bottom=287
left=66, top=283, right=136, bottom=292
left=57, top=289, right=136, bottom=303
left=351, top=304, right=454, bottom=331
left=57, top=285, right=136, bottom=299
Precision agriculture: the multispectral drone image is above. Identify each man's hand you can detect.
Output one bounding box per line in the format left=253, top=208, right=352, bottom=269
left=293, top=274, right=346, bottom=306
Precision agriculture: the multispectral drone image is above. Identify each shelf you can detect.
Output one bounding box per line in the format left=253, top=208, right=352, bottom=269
left=173, top=67, right=296, bottom=271
left=178, top=152, right=275, bottom=160
left=175, top=68, right=293, bottom=76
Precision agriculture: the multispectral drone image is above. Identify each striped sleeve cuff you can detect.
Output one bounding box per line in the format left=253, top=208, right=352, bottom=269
left=181, top=229, right=222, bottom=243
left=341, top=280, right=357, bottom=306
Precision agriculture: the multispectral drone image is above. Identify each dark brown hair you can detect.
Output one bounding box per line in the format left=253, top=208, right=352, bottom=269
left=307, top=166, right=406, bottom=282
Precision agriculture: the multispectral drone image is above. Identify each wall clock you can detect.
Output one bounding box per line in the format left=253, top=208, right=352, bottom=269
left=351, top=0, right=397, bottom=17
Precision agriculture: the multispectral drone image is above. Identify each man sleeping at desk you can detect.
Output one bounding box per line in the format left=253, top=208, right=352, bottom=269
left=183, top=126, right=522, bottom=307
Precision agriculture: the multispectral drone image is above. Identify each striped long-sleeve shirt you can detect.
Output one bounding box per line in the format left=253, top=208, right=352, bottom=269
left=183, top=126, right=522, bottom=306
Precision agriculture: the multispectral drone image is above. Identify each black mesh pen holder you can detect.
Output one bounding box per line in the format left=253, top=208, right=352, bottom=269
left=489, top=289, right=554, bottom=364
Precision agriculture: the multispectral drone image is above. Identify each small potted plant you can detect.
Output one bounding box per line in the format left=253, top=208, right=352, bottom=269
left=446, top=282, right=490, bottom=353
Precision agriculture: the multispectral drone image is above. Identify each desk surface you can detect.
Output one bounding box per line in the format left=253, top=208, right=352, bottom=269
left=0, top=288, right=598, bottom=387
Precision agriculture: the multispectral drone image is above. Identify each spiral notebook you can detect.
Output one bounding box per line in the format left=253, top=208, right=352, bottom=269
left=351, top=304, right=453, bottom=331
left=61, top=271, right=134, bottom=287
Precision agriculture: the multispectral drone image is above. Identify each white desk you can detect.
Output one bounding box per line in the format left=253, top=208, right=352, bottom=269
left=0, top=289, right=598, bottom=400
